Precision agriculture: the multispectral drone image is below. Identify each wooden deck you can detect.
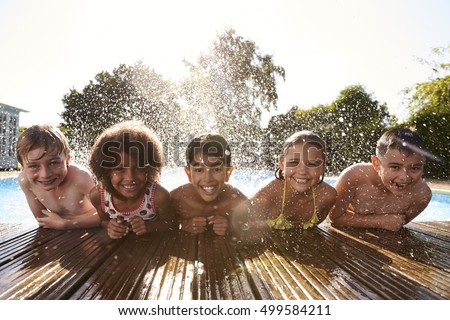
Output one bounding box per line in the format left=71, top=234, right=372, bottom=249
left=0, top=221, right=448, bottom=300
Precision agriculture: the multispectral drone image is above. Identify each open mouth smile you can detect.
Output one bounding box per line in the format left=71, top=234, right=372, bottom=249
left=391, top=181, right=409, bottom=191
left=201, top=186, right=218, bottom=195
left=38, top=178, right=58, bottom=186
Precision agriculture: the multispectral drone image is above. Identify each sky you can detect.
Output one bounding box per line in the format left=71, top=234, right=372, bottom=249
left=0, top=0, right=449, bottom=128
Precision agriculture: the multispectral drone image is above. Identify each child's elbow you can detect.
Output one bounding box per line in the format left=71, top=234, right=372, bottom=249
left=328, top=206, right=342, bottom=224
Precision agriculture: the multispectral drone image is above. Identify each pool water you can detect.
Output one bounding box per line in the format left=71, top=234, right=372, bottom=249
left=1, top=169, right=449, bottom=225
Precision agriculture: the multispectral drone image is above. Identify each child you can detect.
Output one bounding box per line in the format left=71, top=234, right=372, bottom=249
left=329, top=128, right=432, bottom=231
left=170, top=134, right=247, bottom=236
left=88, top=121, right=175, bottom=239
left=238, top=131, right=336, bottom=232
left=16, top=124, right=100, bottom=229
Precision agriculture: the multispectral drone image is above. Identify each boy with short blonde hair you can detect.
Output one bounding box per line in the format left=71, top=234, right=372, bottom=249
left=329, top=128, right=432, bottom=231
left=16, top=124, right=100, bottom=229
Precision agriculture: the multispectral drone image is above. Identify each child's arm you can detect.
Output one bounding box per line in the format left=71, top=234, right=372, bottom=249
left=206, top=215, right=228, bottom=236
left=45, top=169, right=101, bottom=229
left=316, top=184, right=337, bottom=224
left=169, top=185, right=209, bottom=235
left=328, top=168, right=356, bottom=223
left=206, top=187, right=248, bottom=236
left=404, top=182, right=432, bottom=223
left=248, top=188, right=275, bottom=229
left=18, top=172, right=47, bottom=220
left=329, top=167, right=405, bottom=231
left=37, top=209, right=102, bottom=229
left=89, top=186, right=128, bottom=239
left=130, top=184, right=176, bottom=235
left=41, top=180, right=101, bottom=229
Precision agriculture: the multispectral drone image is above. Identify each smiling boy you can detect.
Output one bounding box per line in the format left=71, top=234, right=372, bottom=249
left=329, top=128, right=432, bottom=231
left=16, top=124, right=100, bottom=229
left=170, top=134, right=247, bottom=236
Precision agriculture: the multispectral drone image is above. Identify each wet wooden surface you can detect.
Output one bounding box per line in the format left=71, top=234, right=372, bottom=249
left=0, top=221, right=448, bottom=300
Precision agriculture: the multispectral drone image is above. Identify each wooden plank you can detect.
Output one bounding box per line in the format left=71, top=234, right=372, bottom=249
left=237, top=228, right=380, bottom=300
left=0, top=222, right=448, bottom=300
left=138, top=230, right=195, bottom=300
left=0, top=227, right=116, bottom=299
left=323, top=224, right=449, bottom=299
left=70, top=231, right=172, bottom=299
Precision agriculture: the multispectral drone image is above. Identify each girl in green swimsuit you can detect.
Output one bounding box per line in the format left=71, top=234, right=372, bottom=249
left=244, top=131, right=337, bottom=231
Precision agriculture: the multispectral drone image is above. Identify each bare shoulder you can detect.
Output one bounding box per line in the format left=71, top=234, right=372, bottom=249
left=89, top=184, right=102, bottom=209
left=336, top=163, right=374, bottom=187
left=17, top=171, right=31, bottom=191
left=415, top=179, right=432, bottom=201
left=339, top=163, right=372, bottom=179
left=317, top=182, right=337, bottom=200
left=68, top=164, right=95, bottom=181
left=169, top=183, right=193, bottom=200
left=225, top=183, right=248, bottom=200
left=154, top=182, right=171, bottom=200
left=252, top=179, right=278, bottom=199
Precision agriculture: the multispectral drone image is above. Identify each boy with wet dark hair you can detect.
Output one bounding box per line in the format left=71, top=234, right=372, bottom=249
left=329, top=128, right=432, bottom=231
left=170, top=134, right=247, bottom=236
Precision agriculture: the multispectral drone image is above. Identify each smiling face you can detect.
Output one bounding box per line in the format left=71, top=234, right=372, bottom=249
left=372, top=148, right=425, bottom=196
left=109, top=152, right=148, bottom=202
left=184, top=152, right=233, bottom=202
left=280, top=141, right=325, bottom=193
left=22, top=147, right=69, bottom=191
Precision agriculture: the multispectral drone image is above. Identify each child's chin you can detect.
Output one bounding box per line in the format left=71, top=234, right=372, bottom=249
left=199, top=193, right=219, bottom=202
left=37, top=180, right=59, bottom=190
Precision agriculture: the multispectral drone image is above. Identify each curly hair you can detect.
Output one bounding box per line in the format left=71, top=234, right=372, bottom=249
left=275, top=131, right=326, bottom=182
left=88, top=120, right=163, bottom=193
left=16, top=124, right=70, bottom=165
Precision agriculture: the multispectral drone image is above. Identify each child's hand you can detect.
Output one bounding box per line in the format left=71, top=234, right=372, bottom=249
left=107, top=218, right=129, bottom=239
left=36, top=209, right=66, bottom=229
left=129, top=217, right=147, bottom=236
left=207, top=215, right=228, bottom=236
left=181, top=217, right=208, bottom=234
left=381, top=214, right=406, bottom=231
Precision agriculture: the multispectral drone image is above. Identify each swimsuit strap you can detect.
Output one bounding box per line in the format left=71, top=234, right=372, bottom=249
left=266, top=180, right=319, bottom=230
left=266, top=178, right=293, bottom=230
left=302, top=187, right=319, bottom=230
left=281, top=177, right=287, bottom=217
left=312, top=187, right=316, bottom=214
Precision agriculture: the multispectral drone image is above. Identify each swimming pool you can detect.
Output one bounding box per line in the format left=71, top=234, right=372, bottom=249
left=1, top=169, right=449, bottom=225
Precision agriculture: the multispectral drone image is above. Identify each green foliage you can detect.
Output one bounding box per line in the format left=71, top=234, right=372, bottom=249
left=409, top=110, right=450, bottom=179
left=61, top=62, right=180, bottom=165
left=263, top=85, right=392, bottom=174
left=328, top=85, right=392, bottom=173
left=402, top=45, right=450, bottom=179
left=405, top=75, right=450, bottom=114
left=179, top=29, right=285, bottom=168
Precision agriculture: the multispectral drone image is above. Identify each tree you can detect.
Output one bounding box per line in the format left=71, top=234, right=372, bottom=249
left=61, top=62, right=181, bottom=166
left=327, top=85, right=392, bottom=173
left=178, top=28, right=285, bottom=168
left=262, top=106, right=301, bottom=170
left=263, top=85, right=392, bottom=174
left=403, top=45, right=450, bottom=179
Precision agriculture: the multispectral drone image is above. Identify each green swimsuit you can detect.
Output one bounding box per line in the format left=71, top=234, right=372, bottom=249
left=266, top=179, right=319, bottom=230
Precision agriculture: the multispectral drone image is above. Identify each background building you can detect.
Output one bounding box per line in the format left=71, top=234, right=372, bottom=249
left=0, top=102, right=28, bottom=169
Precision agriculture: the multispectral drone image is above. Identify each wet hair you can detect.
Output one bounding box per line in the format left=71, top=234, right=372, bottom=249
left=376, top=128, right=425, bottom=158
left=185, top=133, right=232, bottom=168
left=16, top=124, right=70, bottom=165
left=88, top=120, right=163, bottom=194
left=275, top=131, right=326, bottom=182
